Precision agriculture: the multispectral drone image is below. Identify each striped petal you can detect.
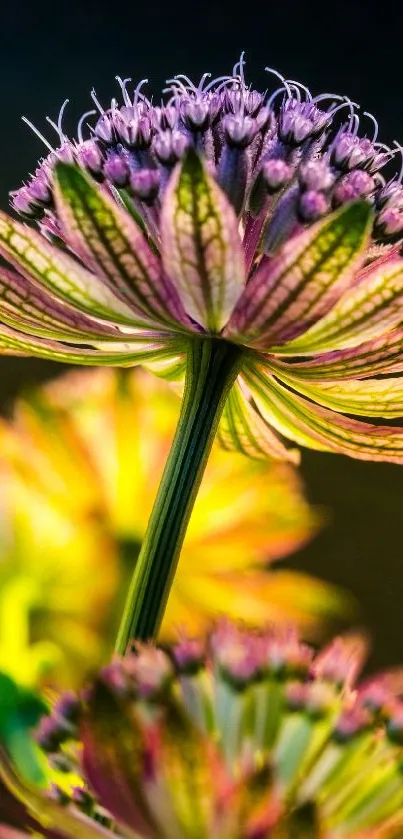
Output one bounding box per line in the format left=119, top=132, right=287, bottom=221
left=244, top=364, right=403, bottom=463
left=271, top=366, right=403, bottom=418
left=218, top=379, right=300, bottom=462
left=161, top=148, right=245, bottom=331
left=0, top=321, right=182, bottom=366
left=267, top=329, right=403, bottom=381
left=0, top=212, right=144, bottom=327
left=226, top=201, right=372, bottom=347
left=0, top=268, right=141, bottom=341
left=54, top=163, right=191, bottom=331
left=278, top=258, right=403, bottom=355
left=82, top=679, right=159, bottom=837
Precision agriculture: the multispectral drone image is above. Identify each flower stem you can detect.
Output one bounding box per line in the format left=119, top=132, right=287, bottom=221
left=115, top=338, right=243, bottom=651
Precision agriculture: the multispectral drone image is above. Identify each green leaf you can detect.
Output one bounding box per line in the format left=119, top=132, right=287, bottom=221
left=161, top=148, right=245, bottom=331
left=226, top=201, right=372, bottom=348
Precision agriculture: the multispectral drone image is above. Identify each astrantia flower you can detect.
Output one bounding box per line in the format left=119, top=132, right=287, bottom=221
left=3, top=56, right=403, bottom=644
left=2, top=623, right=403, bottom=839
left=2, top=57, right=403, bottom=465
left=0, top=367, right=344, bottom=689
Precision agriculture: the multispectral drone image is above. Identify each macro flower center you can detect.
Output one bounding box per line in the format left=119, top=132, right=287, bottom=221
left=12, top=54, right=403, bottom=269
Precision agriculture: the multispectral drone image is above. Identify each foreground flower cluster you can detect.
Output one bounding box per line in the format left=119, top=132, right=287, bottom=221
left=0, top=368, right=339, bottom=689
left=1, top=59, right=403, bottom=462
left=2, top=623, right=403, bottom=839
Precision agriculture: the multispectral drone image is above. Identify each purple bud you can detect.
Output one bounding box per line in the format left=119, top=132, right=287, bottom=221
left=181, top=97, right=210, bottom=131
left=173, top=638, right=205, bottom=674
left=244, top=89, right=264, bottom=116
left=94, top=113, right=115, bottom=144
left=11, top=186, right=40, bottom=217
left=262, top=159, right=293, bottom=193
left=103, top=151, right=130, bottom=187
left=76, top=139, right=104, bottom=174
left=376, top=207, right=403, bottom=237
left=114, top=112, right=152, bottom=149
left=299, top=160, right=334, bottom=192
left=152, top=105, right=178, bottom=130
left=333, top=171, right=374, bottom=206
left=55, top=141, right=76, bottom=164
left=298, top=190, right=329, bottom=222
left=153, top=130, right=189, bottom=165
left=222, top=113, right=257, bottom=148
left=333, top=705, right=371, bottom=742
left=130, top=168, right=160, bottom=203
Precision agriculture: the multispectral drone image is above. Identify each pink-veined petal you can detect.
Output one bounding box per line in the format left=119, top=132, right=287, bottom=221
left=0, top=212, right=146, bottom=327
left=0, top=268, right=142, bottom=342
left=270, top=365, right=403, bottom=418
left=278, top=257, right=403, bottom=355
left=226, top=201, right=371, bottom=347
left=244, top=364, right=403, bottom=463
left=54, top=163, right=192, bottom=332
left=161, top=148, right=245, bottom=331
left=0, top=321, right=183, bottom=367
left=218, top=379, right=300, bottom=462
left=266, top=329, right=403, bottom=381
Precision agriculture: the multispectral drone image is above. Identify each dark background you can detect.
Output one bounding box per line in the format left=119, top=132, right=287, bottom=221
left=0, top=0, right=402, bottom=671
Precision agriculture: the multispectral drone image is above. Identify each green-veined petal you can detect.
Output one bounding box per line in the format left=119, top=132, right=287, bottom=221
left=270, top=366, right=403, bottom=418
left=218, top=379, right=299, bottom=462
left=0, top=268, right=141, bottom=342
left=244, top=364, right=403, bottom=463
left=266, top=329, right=403, bottom=381
left=54, top=164, right=191, bottom=331
left=226, top=202, right=372, bottom=347
left=278, top=257, right=403, bottom=355
left=161, top=148, right=245, bottom=331
left=0, top=322, right=183, bottom=367
left=0, top=213, right=143, bottom=327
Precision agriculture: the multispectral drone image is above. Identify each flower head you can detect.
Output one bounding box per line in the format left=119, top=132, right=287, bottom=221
left=0, top=58, right=403, bottom=462
left=0, top=367, right=345, bottom=689
left=3, top=622, right=403, bottom=838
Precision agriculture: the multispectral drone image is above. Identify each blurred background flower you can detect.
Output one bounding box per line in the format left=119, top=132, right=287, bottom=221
left=0, top=368, right=347, bottom=688
left=2, top=623, right=403, bottom=839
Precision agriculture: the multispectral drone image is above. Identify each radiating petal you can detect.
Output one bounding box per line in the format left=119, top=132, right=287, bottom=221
left=271, top=366, right=403, bottom=418
left=161, top=148, right=245, bottom=331
left=54, top=163, right=192, bottom=331
left=218, top=379, right=299, bottom=462
left=226, top=201, right=372, bottom=347
left=0, top=753, right=111, bottom=839
left=0, top=212, right=144, bottom=327
left=267, top=328, right=403, bottom=381
left=0, top=268, right=141, bottom=342
left=81, top=679, right=159, bottom=837
left=277, top=257, right=403, bottom=355
left=0, top=322, right=183, bottom=366
left=244, top=364, right=403, bottom=463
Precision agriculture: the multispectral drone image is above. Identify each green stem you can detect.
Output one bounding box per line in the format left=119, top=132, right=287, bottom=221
left=115, top=338, right=243, bottom=651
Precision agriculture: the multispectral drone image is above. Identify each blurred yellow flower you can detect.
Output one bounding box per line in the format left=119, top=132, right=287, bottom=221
left=0, top=369, right=345, bottom=687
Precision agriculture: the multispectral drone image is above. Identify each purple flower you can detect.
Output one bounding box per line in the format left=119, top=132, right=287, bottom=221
left=2, top=623, right=403, bottom=839
left=0, top=58, right=403, bottom=463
